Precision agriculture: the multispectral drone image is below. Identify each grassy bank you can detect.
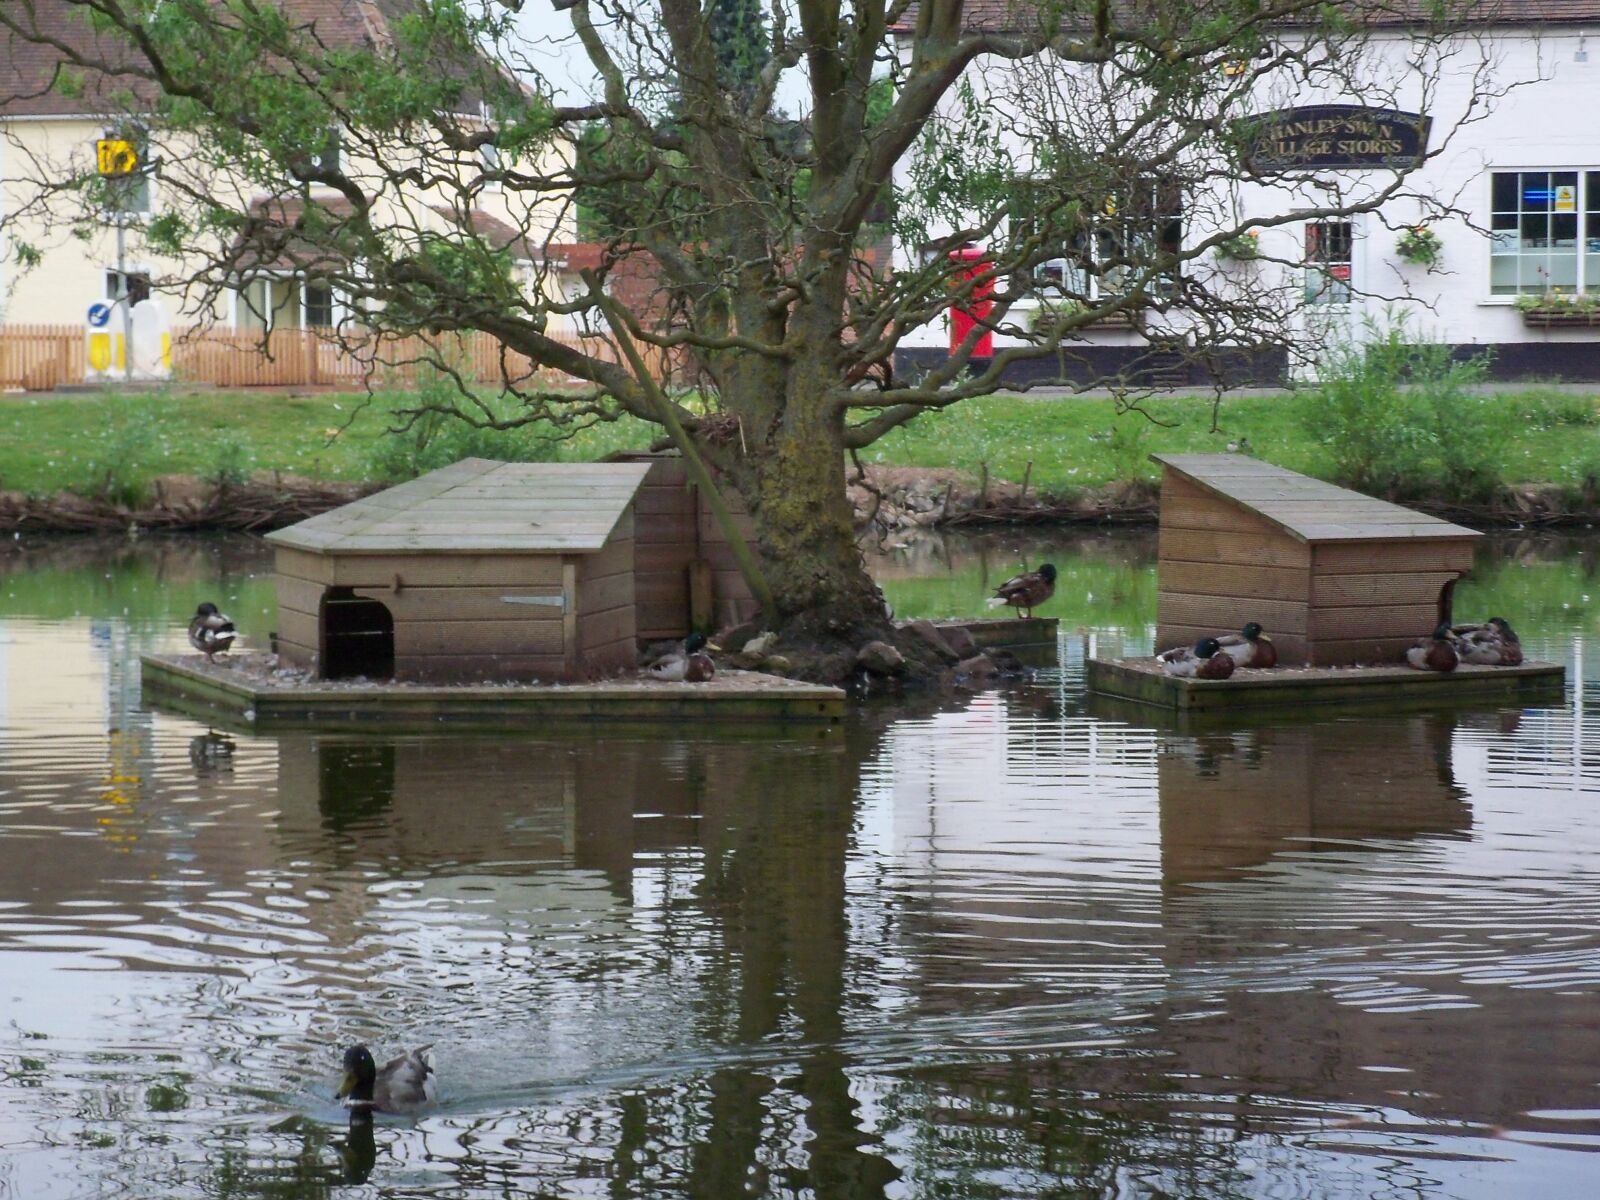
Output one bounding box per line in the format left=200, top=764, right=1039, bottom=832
left=2, top=381, right=1597, bottom=508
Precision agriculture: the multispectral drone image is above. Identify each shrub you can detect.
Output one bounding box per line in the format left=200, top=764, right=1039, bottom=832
left=1303, top=324, right=1499, bottom=501
left=79, top=412, right=156, bottom=507
left=366, top=374, right=561, bottom=482
left=1509, top=390, right=1600, bottom=430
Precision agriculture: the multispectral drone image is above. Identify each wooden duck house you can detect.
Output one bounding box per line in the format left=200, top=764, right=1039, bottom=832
left=1153, top=454, right=1480, bottom=667
left=265, top=457, right=755, bottom=683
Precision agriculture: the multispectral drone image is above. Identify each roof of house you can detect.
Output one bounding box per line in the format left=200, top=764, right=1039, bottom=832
left=890, top=1, right=1600, bottom=34
left=265, top=458, right=654, bottom=554
left=1151, top=454, right=1481, bottom=544
left=0, top=0, right=499, bottom=117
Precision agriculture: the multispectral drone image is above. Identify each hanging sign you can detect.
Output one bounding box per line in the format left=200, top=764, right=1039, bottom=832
left=96, top=138, right=138, bottom=176
left=1244, top=105, right=1430, bottom=170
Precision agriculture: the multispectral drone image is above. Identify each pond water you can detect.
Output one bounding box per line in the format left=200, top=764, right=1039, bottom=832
left=2, top=529, right=1599, bottom=1198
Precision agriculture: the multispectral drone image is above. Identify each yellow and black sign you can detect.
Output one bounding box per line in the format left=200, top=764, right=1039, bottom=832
left=96, top=138, right=139, bottom=177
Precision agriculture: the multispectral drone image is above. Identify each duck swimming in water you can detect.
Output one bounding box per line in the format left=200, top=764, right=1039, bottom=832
left=188, top=602, right=238, bottom=663
left=336, top=1045, right=437, bottom=1116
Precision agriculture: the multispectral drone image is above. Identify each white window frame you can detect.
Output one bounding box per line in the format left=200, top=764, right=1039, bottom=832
left=1019, top=182, right=1183, bottom=305
left=1304, top=219, right=1355, bottom=306
left=1487, top=167, right=1599, bottom=298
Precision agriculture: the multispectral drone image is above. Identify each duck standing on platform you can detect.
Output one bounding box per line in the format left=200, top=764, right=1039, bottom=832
left=188, top=602, right=238, bottom=663
left=1158, top=637, right=1236, bottom=679
left=1216, top=622, right=1277, bottom=669
left=1453, top=616, right=1523, bottom=666
left=337, top=1045, right=437, bottom=1117
left=648, top=632, right=718, bottom=682
left=1406, top=624, right=1460, bottom=672
left=986, top=563, right=1057, bottom=619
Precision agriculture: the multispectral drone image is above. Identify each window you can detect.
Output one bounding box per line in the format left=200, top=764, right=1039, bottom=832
left=479, top=139, right=502, bottom=189
left=105, top=270, right=151, bottom=305
left=308, top=128, right=341, bottom=175
left=1489, top=169, right=1600, bottom=296
left=304, top=281, right=335, bottom=327
left=1305, top=221, right=1353, bottom=305
left=235, top=278, right=302, bottom=332
left=1020, top=181, right=1182, bottom=302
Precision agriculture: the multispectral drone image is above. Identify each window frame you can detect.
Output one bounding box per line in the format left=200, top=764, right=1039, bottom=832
left=1487, top=167, right=1599, bottom=298
left=1015, top=180, right=1184, bottom=305
left=1304, top=219, right=1355, bottom=306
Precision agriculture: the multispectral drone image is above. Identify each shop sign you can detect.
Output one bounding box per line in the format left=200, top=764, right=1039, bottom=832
left=1244, top=105, right=1430, bottom=170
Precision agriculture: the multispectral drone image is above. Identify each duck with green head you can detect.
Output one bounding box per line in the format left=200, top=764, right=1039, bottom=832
left=647, top=632, right=719, bottom=682
left=1158, top=637, right=1236, bottom=679
left=337, top=1045, right=437, bottom=1116
left=1215, top=622, right=1277, bottom=669
left=1406, top=624, right=1460, bottom=672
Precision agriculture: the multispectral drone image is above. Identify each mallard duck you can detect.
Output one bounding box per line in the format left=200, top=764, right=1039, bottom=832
left=337, top=1045, right=437, bottom=1115
left=188, top=602, right=238, bottom=663
left=1406, top=624, right=1460, bottom=672
left=986, top=563, right=1057, bottom=619
left=1215, top=622, right=1277, bottom=669
left=1158, top=636, right=1236, bottom=679
left=647, top=632, right=718, bottom=682
left=1452, top=616, right=1523, bottom=666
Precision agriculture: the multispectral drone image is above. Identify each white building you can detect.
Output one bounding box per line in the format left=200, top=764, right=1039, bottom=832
left=891, top=2, right=1600, bottom=385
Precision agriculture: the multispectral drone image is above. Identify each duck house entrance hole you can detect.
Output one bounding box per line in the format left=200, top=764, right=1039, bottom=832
left=321, top=589, right=394, bottom=680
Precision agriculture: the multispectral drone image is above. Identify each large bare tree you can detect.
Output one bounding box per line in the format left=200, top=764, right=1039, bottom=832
left=0, top=0, right=1508, bottom=674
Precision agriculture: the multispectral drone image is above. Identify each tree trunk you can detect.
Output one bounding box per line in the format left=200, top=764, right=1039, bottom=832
left=713, top=371, right=896, bottom=677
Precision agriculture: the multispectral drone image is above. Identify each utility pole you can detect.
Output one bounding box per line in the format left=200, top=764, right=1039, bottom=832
left=97, top=134, right=138, bottom=384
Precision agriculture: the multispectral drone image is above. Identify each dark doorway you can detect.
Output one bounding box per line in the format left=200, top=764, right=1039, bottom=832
left=320, top=588, right=394, bottom=679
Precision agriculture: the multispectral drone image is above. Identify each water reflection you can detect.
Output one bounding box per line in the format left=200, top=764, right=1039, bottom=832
left=1158, top=714, right=1471, bottom=887
left=3, top=531, right=1600, bottom=1197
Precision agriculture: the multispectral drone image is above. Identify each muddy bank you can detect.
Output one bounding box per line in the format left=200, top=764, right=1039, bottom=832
left=849, top=467, right=1600, bottom=532
left=0, top=473, right=379, bottom=533
left=6, top=468, right=1598, bottom=535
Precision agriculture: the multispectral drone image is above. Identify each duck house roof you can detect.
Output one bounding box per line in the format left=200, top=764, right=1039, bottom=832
left=265, top=458, right=654, bottom=554
left=1152, top=454, right=1481, bottom=544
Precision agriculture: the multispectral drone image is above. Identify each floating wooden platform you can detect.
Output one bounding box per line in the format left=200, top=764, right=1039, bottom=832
left=1087, top=655, right=1564, bottom=715
left=141, top=653, right=845, bottom=734
left=931, top=616, right=1059, bottom=665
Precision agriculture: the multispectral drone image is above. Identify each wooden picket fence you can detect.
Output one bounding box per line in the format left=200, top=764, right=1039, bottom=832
left=0, top=324, right=677, bottom=391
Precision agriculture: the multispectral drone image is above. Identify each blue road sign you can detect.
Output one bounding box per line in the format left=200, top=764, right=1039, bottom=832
left=88, top=303, right=113, bottom=328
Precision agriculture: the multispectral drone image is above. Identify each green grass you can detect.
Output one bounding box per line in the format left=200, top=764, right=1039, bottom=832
left=2, top=385, right=1598, bottom=504
left=0, top=389, right=659, bottom=502
left=866, top=388, right=1600, bottom=495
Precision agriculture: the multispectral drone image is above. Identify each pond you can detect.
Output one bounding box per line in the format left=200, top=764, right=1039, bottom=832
left=1, top=528, right=1598, bottom=1198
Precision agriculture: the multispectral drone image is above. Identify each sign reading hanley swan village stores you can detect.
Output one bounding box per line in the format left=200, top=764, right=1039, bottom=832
left=1243, top=105, right=1431, bottom=171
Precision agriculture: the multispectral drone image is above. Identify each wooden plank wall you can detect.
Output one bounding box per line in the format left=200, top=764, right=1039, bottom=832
left=1157, top=473, right=1313, bottom=664
left=1307, top=539, right=1474, bottom=666
left=1158, top=471, right=1477, bottom=666
left=577, top=510, right=640, bottom=677
left=631, top=457, right=759, bottom=639
left=273, top=546, right=330, bottom=670
left=344, top=551, right=571, bottom=682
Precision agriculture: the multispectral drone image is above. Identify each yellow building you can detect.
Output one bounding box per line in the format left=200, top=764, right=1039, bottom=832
left=0, top=0, right=574, bottom=333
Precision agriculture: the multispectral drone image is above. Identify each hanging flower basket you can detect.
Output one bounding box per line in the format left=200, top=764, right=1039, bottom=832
left=1214, top=230, right=1261, bottom=262
left=1395, top=225, right=1442, bottom=268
